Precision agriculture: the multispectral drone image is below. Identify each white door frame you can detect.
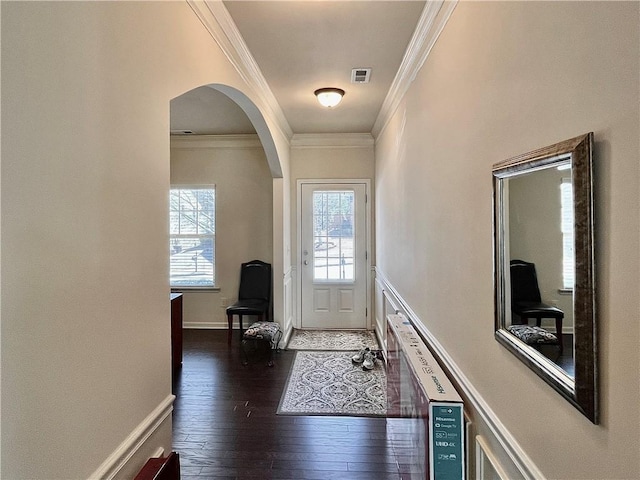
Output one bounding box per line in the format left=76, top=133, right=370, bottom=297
left=295, top=179, right=372, bottom=330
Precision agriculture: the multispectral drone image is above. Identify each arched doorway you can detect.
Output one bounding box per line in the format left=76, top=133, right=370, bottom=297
left=169, top=84, right=285, bottom=333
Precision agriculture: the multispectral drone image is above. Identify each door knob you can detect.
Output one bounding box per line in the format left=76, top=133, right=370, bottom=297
left=303, top=260, right=309, bottom=265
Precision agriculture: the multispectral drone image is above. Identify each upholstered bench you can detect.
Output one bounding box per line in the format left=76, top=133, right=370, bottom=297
left=507, top=324, right=558, bottom=346
left=241, top=321, right=282, bottom=367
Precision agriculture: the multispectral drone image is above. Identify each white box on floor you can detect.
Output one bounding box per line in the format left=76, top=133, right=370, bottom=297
left=386, top=313, right=465, bottom=480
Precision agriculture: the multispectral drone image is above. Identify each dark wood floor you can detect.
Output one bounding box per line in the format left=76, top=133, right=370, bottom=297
left=538, top=333, right=575, bottom=377
left=172, top=329, right=425, bottom=480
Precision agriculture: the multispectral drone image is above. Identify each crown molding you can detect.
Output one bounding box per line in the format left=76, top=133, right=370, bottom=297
left=187, top=0, right=457, bottom=143
left=186, top=0, right=293, bottom=142
left=291, top=133, right=374, bottom=149
left=372, top=0, right=458, bottom=139
left=170, top=134, right=262, bottom=149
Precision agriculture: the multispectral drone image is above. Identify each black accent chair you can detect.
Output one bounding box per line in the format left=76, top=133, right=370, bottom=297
left=226, top=260, right=281, bottom=366
left=510, top=259, right=564, bottom=352
left=226, top=260, right=272, bottom=344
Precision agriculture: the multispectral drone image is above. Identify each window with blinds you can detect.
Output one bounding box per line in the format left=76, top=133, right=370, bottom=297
left=170, top=187, right=215, bottom=287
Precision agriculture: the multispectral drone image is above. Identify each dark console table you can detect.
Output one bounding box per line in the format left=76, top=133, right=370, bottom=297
left=170, top=293, right=183, bottom=380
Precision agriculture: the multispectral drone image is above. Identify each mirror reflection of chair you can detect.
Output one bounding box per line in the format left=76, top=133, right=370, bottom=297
left=510, top=259, right=564, bottom=352
left=226, top=260, right=281, bottom=366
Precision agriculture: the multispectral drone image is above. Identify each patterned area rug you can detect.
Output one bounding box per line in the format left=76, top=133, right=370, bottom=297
left=287, top=329, right=379, bottom=351
left=277, top=351, right=387, bottom=416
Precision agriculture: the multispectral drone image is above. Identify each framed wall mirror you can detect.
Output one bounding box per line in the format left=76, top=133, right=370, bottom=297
left=493, top=133, right=597, bottom=423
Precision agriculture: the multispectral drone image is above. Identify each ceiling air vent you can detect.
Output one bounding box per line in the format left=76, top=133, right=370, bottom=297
left=351, top=68, right=371, bottom=84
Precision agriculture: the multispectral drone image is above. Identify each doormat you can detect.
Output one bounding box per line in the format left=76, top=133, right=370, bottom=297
left=287, top=329, right=379, bottom=351
left=277, top=351, right=387, bottom=417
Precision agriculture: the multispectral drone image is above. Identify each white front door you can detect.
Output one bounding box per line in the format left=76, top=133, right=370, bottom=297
left=300, top=182, right=368, bottom=329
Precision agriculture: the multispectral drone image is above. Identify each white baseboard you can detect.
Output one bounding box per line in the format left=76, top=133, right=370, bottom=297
left=88, top=394, right=175, bottom=480
left=374, top=268, right=545, bottom=480
left=374, top=321, right=385, bottom=350
left=183, top=322, right=226, bottom=329
left=280, top=324, right=293, bottom=349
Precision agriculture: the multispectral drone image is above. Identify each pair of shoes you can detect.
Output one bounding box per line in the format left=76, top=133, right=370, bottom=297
left=362, top=350, right=377, bottom=371
left=352, top=347, right=371, bottom=364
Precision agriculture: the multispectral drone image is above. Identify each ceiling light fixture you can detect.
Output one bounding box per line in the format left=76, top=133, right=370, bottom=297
left=314, top=88, right=345, bottom=108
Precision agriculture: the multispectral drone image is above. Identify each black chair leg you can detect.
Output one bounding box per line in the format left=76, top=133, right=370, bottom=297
left=267, top=347, right=274, bottom=367
left=555, top=317, right=563, bottom=353
left=241, top=339, right=276, bottom=367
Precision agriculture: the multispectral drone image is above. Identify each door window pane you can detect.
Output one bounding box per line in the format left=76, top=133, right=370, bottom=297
left=312, top=190, right=354, bottom=281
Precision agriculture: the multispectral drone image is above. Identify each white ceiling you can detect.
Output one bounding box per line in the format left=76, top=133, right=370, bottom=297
left=170, top=85, right=257, bottom=135
left=170, top=1, right=426, bottom=136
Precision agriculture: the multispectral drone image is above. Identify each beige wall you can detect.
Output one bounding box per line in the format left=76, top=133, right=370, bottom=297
left=376, top=2, right=639, bottom=478
left=170, top=136, right=273, bottom=328
left=289, top=137, right=375, bottom=262
left=1, top=2, right=289, bottom=478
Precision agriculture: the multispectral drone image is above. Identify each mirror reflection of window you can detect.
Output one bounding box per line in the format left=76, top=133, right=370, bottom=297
left=560, top=177, right=574, bottom=290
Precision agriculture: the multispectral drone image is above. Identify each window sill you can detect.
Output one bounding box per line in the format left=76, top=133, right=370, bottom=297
left=171, top=287, right=221, bottom=293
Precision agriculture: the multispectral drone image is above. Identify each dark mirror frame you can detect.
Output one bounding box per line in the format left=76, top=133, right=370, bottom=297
left=493, top=132, right=597, bottom=423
